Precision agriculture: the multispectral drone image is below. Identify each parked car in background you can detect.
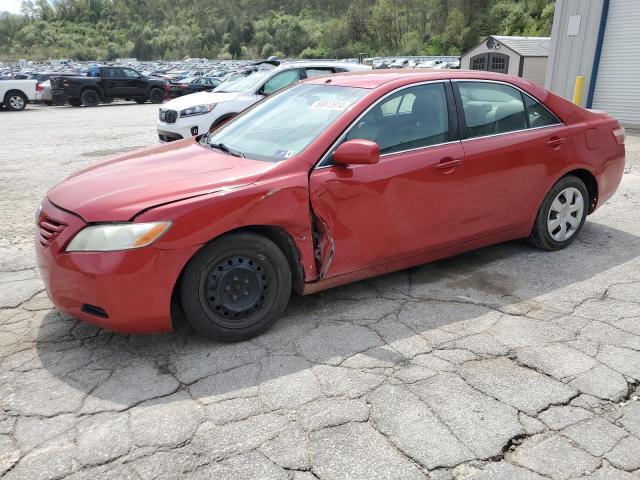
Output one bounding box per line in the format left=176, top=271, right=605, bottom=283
left=0, top=79, right=37, bottom=111
left=166, top=76, right=221, bottom=98
left=51, top=65, right=166, bottom=107
left=156, top=60, right=371, bottom=142
left=27, top=73, right=77, bottom=105
left=37, top=70, right=625, bottom=341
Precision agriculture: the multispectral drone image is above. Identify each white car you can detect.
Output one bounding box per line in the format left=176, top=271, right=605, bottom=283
left=0, top=79, right=37, bottom=111
left=156, top=61, right=371, bottom=142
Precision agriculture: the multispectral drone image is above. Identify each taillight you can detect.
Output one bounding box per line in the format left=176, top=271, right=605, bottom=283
left=612, top=126, right=625, bottom=145
left=36, top=83, right=44, bottom=92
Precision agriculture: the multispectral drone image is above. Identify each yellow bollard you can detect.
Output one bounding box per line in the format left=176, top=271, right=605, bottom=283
left=572, top=75, right=585, bottom=106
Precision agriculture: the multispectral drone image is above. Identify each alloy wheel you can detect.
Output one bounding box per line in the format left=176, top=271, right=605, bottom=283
left=9, top=95, right=25, bottom=110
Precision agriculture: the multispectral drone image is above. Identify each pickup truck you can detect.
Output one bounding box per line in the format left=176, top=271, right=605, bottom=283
left=0, top=79, right=37, bottom=111
left=51, top=66, right=166, bottom=107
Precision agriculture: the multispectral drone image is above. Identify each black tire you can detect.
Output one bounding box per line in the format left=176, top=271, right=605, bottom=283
left=4, top=91, right=27, bottom=111
left=180, top=232, right=292, bottom=341
left=527, top=175, right=589, bottom=251
left=80, top=90, right=100, bottom=107
left=149, top=88, right=164, bottom=104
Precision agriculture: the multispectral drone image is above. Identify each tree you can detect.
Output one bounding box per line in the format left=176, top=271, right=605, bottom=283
left=228, top=36, right=241, bottom=59
left=0, top=0, right=555, bottom=61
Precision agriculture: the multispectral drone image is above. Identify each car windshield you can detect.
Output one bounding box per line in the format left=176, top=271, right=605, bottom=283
left=213, top=69, right=272, bottom=93
left=203, top=83, right=368, bottom=162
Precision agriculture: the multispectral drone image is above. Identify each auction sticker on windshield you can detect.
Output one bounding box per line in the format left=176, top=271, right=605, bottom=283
left=310, top=100, right=349, bottom=111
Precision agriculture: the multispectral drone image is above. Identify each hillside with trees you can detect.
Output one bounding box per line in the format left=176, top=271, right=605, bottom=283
left=0, top=0, right=555, bottom=61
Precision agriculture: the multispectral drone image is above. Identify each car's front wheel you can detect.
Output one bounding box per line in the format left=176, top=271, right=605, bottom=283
left=527, top=175, right=589, bottom=251
left=180, top=232, right=292, bottom=341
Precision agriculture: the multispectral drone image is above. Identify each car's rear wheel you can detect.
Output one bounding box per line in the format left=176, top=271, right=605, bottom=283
left=149, top=88, right=164, bottom=104
left=80, top=90, right=99, bottom=107
left=180, top=232, right=292, bottom=341
left=5, top=92, right=27, bottom=111
left=527, top=175, right=588, bottom=251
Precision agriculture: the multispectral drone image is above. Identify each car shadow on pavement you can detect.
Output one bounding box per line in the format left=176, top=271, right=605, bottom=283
left=33, top=220, right=640, bottom=411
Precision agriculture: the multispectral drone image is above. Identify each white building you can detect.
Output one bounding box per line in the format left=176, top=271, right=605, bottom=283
left=545, top=0, right=640, bottom=128
left=461, top=35, right=550, bottom=86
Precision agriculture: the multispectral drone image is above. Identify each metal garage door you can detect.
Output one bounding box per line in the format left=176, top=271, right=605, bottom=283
left=592, top=0, right=640, bottom=127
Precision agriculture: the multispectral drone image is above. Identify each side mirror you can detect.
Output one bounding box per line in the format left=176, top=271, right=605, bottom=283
left=333, top=139, right=380, bottom=166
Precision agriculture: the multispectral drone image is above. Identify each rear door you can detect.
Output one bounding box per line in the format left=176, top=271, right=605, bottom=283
left=309, top=81, right=466, bottom=279
left=453, top=80, right=570, bottom=239
left=100, top=67, right=118, bottom=95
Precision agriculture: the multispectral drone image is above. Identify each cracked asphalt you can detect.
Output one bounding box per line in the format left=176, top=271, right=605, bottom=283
left=1, top=103, right=640, bottom=480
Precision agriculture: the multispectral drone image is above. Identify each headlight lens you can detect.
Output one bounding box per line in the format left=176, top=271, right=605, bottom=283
left=66, top=221, right=172, bottom=252
left=180, top=104, right=216, bottom=117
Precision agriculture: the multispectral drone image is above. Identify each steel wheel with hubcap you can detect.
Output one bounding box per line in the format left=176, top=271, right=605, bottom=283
left=6, top=93, right=26, bottom=111
left=528, top=175, right=589, bottom=251
left=547, top=187, right=584, bottom=242
left=180, top=232, right=291, bottom=341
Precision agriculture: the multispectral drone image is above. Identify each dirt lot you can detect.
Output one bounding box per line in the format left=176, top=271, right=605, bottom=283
left=1, top=103, right=640, bottom=480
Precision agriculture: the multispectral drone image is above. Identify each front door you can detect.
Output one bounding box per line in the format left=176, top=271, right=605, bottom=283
left=453, top=80, right=570, bottom=239
left=309, top=81, right=465, bottom=279
left=117, top=68, right=146, bottom=97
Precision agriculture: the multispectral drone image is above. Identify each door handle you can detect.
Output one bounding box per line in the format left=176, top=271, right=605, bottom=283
left=546, top=137, right=567, bottom=148
left=435, top=158, right=462, bottom=170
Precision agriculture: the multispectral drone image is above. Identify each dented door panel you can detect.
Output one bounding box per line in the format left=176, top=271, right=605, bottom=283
left=308, top=142, right=465, bottom=279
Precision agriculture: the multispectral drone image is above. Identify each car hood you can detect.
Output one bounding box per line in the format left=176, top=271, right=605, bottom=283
left=48, top=139, right=275, bottom=222
left=163, top=90, right=240, bottom=110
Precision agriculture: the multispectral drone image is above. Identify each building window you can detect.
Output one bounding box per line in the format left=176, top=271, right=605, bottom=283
left=491, top=56, right=505, bottom=71
left=471, top=55, right=486, bottom=70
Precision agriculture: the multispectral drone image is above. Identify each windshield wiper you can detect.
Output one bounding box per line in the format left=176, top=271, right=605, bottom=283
left=209, top=142, right=245, bottom=158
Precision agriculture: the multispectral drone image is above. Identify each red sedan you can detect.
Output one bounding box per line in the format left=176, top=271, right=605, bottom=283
left=36, top=70, right=625, bottom=341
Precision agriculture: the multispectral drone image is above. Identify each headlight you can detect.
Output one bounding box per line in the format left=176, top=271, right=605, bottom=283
left=66, top=222, right=172, bottom=252
left=180, top=104, right=216, bottom=117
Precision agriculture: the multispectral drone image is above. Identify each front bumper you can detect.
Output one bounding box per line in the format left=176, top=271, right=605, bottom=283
left=156, top=116, right=210, bottom=142
left=35, top=199, right=200, bottom=334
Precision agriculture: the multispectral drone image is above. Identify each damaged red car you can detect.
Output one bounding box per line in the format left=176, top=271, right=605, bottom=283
left=36, top=70, right=625, bottom=341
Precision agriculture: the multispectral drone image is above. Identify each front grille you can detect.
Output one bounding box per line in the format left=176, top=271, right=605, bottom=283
left=159, top=109, right=178, bottom=124
left=37, top=217, right=67, bottom=248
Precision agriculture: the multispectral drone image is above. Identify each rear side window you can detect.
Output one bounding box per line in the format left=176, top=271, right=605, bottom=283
left=458, top=82, right=527, bottom=138
left=262, top=69, right=301, bottom=95
left=524, top=93, right=560, bottom=128
left=305, top=68, right=336, bottom=78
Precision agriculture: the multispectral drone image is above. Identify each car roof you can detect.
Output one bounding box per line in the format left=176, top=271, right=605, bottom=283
left=303, top=68, right=544, bottom=92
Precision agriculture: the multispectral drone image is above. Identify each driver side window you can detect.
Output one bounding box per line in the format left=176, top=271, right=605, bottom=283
left=261, top=69, right=301, bottom=95
left=345, top=82, right=450, bottom=155
left=122, top=68, right=140, bottom=78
